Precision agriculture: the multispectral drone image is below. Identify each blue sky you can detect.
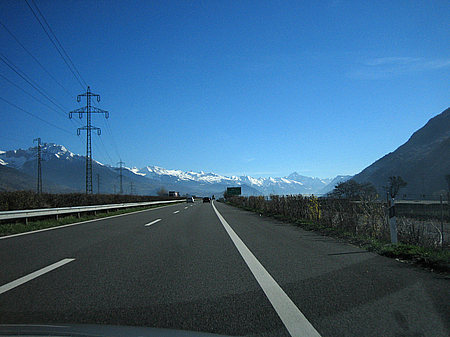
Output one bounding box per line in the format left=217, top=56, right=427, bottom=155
left=0, top=0, right=448, bottom=178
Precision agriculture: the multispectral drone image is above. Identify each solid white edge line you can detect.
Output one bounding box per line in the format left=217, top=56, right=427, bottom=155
left=0, top=258, right=75, bottom=295
left=145, top=219, right=162, bottom=227
left=0, top=203, right=181, bottom=241
left=211, top=201, right=321, bottom=337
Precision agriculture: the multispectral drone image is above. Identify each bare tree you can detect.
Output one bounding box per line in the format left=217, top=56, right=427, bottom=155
left=388, top=176, right=407, bottom=198
left=157, top=187, right=168, bottom=197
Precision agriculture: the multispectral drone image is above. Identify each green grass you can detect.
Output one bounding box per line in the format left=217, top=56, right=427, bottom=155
left=0, top=203, right=183, bottom=237
left=227, top=201, right=450, bottom=274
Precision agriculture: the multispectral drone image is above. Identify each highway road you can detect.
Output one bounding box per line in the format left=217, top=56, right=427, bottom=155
left=0, top=200, right=449, bottom=336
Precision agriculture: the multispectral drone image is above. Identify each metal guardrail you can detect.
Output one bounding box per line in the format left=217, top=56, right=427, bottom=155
left=0, top=200, right=183, bottom=222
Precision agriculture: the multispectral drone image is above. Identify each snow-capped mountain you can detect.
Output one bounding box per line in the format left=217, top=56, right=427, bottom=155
left=135, top=166, right=333, bottom=195
left=0, top=143, right=343, bottom=195
left=0, top=143, right=87, bottom=168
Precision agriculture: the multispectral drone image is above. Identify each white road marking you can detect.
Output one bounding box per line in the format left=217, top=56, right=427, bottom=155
left=145, top=219, right=162, bottom=227
left=184, top=207, right=188, bottom=209
left=173, top=210, right=180, bottom=214
left=0, top=258, right=75, bottom=295
left=0, top=203, right=181, bottom=241
left=211, top=202, right=321, bottom=337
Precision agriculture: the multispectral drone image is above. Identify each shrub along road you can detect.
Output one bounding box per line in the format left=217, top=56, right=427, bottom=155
left=0, top=201, right=448, bottom=336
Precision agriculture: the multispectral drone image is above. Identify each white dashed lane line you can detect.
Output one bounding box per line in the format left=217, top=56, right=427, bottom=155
left=173, top=210, right=180, bottom=214
left=145, top=219, right=162, bottom=227
left=0, top=258, right=75, bottom=295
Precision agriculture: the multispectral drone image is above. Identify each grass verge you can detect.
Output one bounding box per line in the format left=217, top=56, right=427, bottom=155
left=0, top=203, right=183, bottom=237
left=227, top=202, right=450, bottom=274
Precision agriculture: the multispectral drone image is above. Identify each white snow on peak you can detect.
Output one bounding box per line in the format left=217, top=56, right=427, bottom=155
left=130, top=167, right=146, bottom=176
left=246, top=176, right=264, bottom=186
left=136, top=165, right=232, bottom=184
left=0, top=158, right=6, bottom=166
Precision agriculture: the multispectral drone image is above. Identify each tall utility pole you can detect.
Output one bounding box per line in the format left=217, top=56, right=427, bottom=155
left=97, top=173, right=100, bottom=194
left=33, top=138, right=42, bottom=194
left=117, top=160, right=125, bottom=194
left=130, top=181, right=134, bottom=195
left=69, top=86, right=109, bottom=194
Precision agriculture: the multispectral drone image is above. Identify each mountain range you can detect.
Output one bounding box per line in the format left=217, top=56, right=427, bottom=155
left=0, top=144, right=346, bottom=196
left=1, top=107, right=448, bottom=198
left=353, top=107, right=450, bottom=198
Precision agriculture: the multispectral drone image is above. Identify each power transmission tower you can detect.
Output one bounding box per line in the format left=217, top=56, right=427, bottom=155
left=33, top=137, right=42, bottom=194
left=97, top=173, right=100, bottom=194
left=117, top=160, right=125, bottom=194
left=130, top=181, right=134, bottom=195
left=69, top=86, right=109, bottom=194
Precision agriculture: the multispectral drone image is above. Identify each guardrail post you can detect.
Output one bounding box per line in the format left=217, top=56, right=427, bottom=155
left=25, top=217, right=28, bottom=225
left=77, top=212, right=81, bottom=218
left=56, top=214, right=59, bottom=221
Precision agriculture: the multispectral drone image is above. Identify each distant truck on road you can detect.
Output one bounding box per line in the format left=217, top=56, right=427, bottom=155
left=168, top=191, right=179, bottom=197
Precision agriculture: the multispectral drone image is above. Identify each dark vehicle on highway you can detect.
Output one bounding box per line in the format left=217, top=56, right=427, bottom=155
left=186, top=197, right=194, bottom=203
left=202, top=197, right=211, bottom=203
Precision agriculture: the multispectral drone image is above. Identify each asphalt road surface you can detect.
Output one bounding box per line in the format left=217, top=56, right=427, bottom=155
left=1, top=201, right=449, bottom=336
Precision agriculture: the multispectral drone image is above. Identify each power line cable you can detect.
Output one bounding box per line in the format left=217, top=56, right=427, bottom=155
left=0, top=20, right=74, bottom=97
left=0, top=73, right=84, bottom=130
left=0, top=54, right=84, bottom=130
left=104, top=115, right=122, bottom=159
left=96, top=98, right=121, bottom=161
left=97, top=134, right=114, bottom=165
left=0, top=54, right=68, bottom=112
left=24, top=0, right=87, bottom=90
left=0, top=95, right=73, bottom=135
left=30, top=0, right=87, bottom=87
left=1, top=73, right=66, bottom=118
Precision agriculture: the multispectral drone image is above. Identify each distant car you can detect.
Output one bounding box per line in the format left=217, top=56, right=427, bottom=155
left=186, top=197, right=194, bottom=203
left=202, top=197, right=211, bottom=203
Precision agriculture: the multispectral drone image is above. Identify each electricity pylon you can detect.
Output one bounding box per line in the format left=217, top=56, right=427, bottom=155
left=33, top=137, right=42, bottom=194
left=69, top=86, right=109, bottom=194
left=118, top=160, right=125, bottom=194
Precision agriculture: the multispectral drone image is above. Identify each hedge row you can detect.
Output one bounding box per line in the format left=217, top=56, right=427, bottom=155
left=0, top=191, right=180, bottom=211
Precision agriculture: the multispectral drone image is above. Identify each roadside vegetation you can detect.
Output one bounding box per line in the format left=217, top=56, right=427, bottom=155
left=225, top=179, right=449, bottom=273
left=0, top=204, right=171, bottom=237
left=0, top=191, right=182, bottom=211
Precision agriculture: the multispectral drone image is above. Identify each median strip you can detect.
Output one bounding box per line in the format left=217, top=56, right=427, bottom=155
left=0, top=258, right=75, bottom=295
left=211, top=201, right=321, bottom=337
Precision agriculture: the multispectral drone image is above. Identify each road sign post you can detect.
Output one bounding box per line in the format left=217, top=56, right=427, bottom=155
left=226, top=187, right=241, bottom=196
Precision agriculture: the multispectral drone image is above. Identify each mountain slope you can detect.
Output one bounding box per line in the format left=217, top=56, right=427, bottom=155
left=0, top=165, right=73, bottom=193
left=353, top=108, right=450, bottom=197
